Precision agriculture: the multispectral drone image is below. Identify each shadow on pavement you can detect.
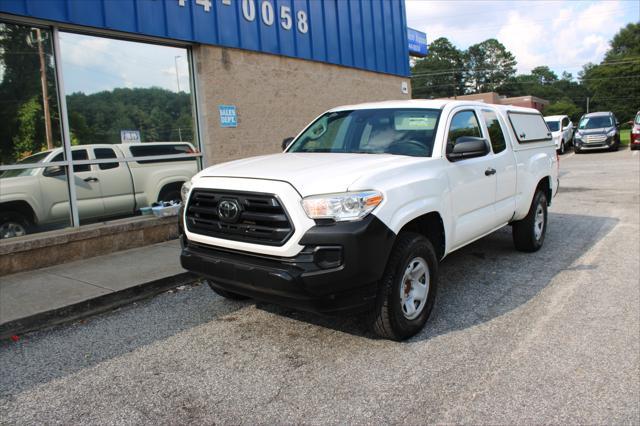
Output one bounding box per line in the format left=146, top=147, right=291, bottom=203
left=0, top=212, right=617, bottom=397
left=256, top=212, right=618, bottom=341
left=0, top=283, right=248, bottom=397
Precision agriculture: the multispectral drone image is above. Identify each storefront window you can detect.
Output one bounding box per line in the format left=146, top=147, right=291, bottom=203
left=0, top=22, right=200, bottom=239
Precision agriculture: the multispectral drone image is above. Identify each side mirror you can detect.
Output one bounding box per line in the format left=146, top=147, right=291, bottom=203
left=446, top=136, right=490, bottom=161
left=43, top=165, right=65, bottom=177
left=616, top=120, right=620, bottom=127
left=281, top=137, right=294, bottom=151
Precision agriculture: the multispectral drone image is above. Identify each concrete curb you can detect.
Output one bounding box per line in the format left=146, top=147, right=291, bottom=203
left=0, top=272, right=198, bottom=340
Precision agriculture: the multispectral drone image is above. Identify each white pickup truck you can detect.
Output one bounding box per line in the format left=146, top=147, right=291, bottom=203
left=180, top=100, right=559, bottom=340
left=0, top=142, right=197, bottom=238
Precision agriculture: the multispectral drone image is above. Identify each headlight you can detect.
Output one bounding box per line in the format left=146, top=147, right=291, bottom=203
left=632, top=128, right=640, bottom=135
left=575, top=132, right=582, bottom=140
left=607, top=129, right=617, bottom=137
left=180, top=180, right=192, bottom=204
left=301, top=191, right=383, bottom=221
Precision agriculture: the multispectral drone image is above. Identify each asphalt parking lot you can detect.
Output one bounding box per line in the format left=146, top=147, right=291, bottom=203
left=1, top=148, right=638, bottom=424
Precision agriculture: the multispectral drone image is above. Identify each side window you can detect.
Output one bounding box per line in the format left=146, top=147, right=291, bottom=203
left=71, top=150, right=90, bottom=172
left=482, top=110, right=507, bottom=154
left=562, top=117, right=569, bottom=128
left=94, top=148, right=119, bottom=170
left=448, top=110, right=482, bottom=145
left=128, top=143, right=197, bottom=164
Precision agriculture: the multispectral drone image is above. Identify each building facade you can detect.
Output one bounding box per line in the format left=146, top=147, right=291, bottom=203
left=0, top=0, right=411, bottom=244
left=446, top=92, right=549, bottom=112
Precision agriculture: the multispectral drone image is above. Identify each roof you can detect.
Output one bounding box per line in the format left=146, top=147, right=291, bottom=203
left=328, top=99, right=539, bottom=113
left=583, top=111, right=613, bottom=117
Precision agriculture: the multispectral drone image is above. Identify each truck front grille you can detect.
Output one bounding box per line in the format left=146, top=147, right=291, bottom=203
left=185, top=189, right=294, bottom=246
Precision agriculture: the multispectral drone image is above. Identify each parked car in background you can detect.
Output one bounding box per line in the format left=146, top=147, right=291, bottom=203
left=0, top=142, right=197, bottom=239
left=630, top=111, right=640, bottom=150
left=180, top=100, right=559, bottom=340
left=544, top=115, right=574, bottom=154
left=574, top=111, right=620, bottom=153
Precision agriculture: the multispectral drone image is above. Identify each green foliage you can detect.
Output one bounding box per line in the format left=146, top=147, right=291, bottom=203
left=66, top=87, right=194, bottom=145
left=464, top=39, right=517, bottom=93
left=580, top=23, right=640, bottom=121
left=544, top=98, right=582, bottom=121
left=411, top=37, right=465, bottom=98
left=11, top=97, right=42, bottom=159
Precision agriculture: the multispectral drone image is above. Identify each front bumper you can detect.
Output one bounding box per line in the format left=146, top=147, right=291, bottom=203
left=574, top=135, right=618, bottom=150
left=180, top=215, right=396, bottom=314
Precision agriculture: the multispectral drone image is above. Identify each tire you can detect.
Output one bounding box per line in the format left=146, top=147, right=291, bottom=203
left=0, top=211, right=31, bottom=239
left=558, top=140, right=565, bottom=155
left=369, top=232, right=438, bottom=341
left=158, top=189, right=181, bottom=203
left=205, top=279, right=251, bottom=300
left=512, top=190, right=548, bottom=252
left=574, top=146, right=582, bottom=154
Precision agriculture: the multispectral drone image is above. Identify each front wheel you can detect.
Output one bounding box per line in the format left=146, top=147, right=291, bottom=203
left=369, top=232, right=438, bottom=341
left=512, top=190, right=548, bottom=252
left=0, top=211, right=31, bottom=239
left=558, top=140, right=566, bottom=155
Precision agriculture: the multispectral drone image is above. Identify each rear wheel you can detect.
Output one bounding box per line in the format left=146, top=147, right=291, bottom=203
left=369, top=232, right=438, bottom=341
left=205, top=279, right=251, bottom=300
left=0, top=211, right=31, bottom=239
left=512, top=190, right=548, bottom=252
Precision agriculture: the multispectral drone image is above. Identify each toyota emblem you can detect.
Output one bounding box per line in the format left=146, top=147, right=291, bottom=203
left=217, top=199, right=240, bottom=223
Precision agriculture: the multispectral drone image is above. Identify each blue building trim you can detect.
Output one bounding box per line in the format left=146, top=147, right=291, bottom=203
left=0, top=0, right=410, bottom=76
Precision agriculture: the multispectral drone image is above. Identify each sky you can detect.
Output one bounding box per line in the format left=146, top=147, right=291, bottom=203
left=405, top=0, right=640, bottom=77
left=59, top=32, right=191, bottom=95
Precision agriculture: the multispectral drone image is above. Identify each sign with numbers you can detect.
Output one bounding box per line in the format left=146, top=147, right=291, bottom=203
left=218, top=105, right=237, bottom=128
left=1, top=0, right=411, bottom=77
left=120, top=130, right=141, bottom=143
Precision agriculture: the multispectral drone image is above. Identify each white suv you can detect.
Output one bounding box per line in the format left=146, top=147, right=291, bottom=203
left=544, top=115, right=574, bottom=154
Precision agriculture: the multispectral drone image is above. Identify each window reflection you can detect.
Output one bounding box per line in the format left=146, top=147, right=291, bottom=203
left=0, top=23, right=63, bottom=165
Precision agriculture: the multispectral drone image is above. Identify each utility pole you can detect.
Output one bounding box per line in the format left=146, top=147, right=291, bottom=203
left=174, top=55, right=181, bottom=93
left=35, top=28, right=53, bottom=150
left=586, top=97, right=590, bottom=114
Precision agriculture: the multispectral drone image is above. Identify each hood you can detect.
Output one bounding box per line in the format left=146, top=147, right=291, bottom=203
left=577, top=127, right=615, bottom=135
left=197, top=153, right=426, bottom=196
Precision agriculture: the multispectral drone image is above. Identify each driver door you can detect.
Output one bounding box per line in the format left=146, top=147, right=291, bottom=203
left=445, top=109, right=498, bottom=248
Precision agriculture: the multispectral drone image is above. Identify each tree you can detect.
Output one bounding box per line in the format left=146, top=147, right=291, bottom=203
left=411, top=37, right=465, bottom=99
left=530, top=66, right=558, bottom=85
left=580, top=23, right=640, bottom=121
left=464, top=39, right=517, bottom=93
left=544, top=98, right=582, bottom=121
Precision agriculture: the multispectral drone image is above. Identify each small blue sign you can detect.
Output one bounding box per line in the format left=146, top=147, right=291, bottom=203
left=218, top=105, right=237, bottom=128
left=408, top=28, right=428, bottom=57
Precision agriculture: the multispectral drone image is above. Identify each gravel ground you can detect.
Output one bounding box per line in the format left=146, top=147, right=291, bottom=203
left=1, top=148, right=639, bottom=424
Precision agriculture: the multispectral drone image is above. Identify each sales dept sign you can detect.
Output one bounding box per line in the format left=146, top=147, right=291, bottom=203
left=219, top=105, right=237, bottom=128
left=178, top=0, right=308, bottom=34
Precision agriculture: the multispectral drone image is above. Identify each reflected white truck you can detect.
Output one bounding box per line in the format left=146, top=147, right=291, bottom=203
left=0, top=143, right=197, bottom=238
left=180, top=100, right=559, bottom=340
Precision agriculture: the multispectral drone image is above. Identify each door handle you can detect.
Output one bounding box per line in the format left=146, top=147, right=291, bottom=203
left=83, top=177, right=99, bottom=182
left=485, top=168, right=496, bottom=176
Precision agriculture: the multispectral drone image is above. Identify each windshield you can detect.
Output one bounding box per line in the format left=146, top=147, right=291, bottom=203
left=546, top=121, right=560, bottom=132
left=578, top=116, right=613, bottom=129
left=635, top=113, right=640, bottom=125
left=0, top=151, right=51, bottom=178
left=287, top=108, right=441, bottom=157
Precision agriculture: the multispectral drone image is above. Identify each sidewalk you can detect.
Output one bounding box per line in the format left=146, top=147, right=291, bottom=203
left=0, top=239, right=197, bottom=339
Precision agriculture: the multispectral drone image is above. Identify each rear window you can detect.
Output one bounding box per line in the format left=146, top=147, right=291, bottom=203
left=128, top=144, right=196, bottom=164
left=508, top=112, right=552, bottom=143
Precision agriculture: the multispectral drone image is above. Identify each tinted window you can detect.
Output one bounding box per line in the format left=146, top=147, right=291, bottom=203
left=448, top=110, right=482, bottom=144
left=482, top=111, right=507, bottom=153
left=288, top=109, right=441, bottom=157
left=562, top=117, right=570, bottom=127
left=94, top=148, right=119, bottom=170
left=508, top=112, right=551, bottom=143
left=128, top=144, right=196, bottom=164
left=71, top=150, right=90, bottom=172
left=546, top=121, right=560, bottom=132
